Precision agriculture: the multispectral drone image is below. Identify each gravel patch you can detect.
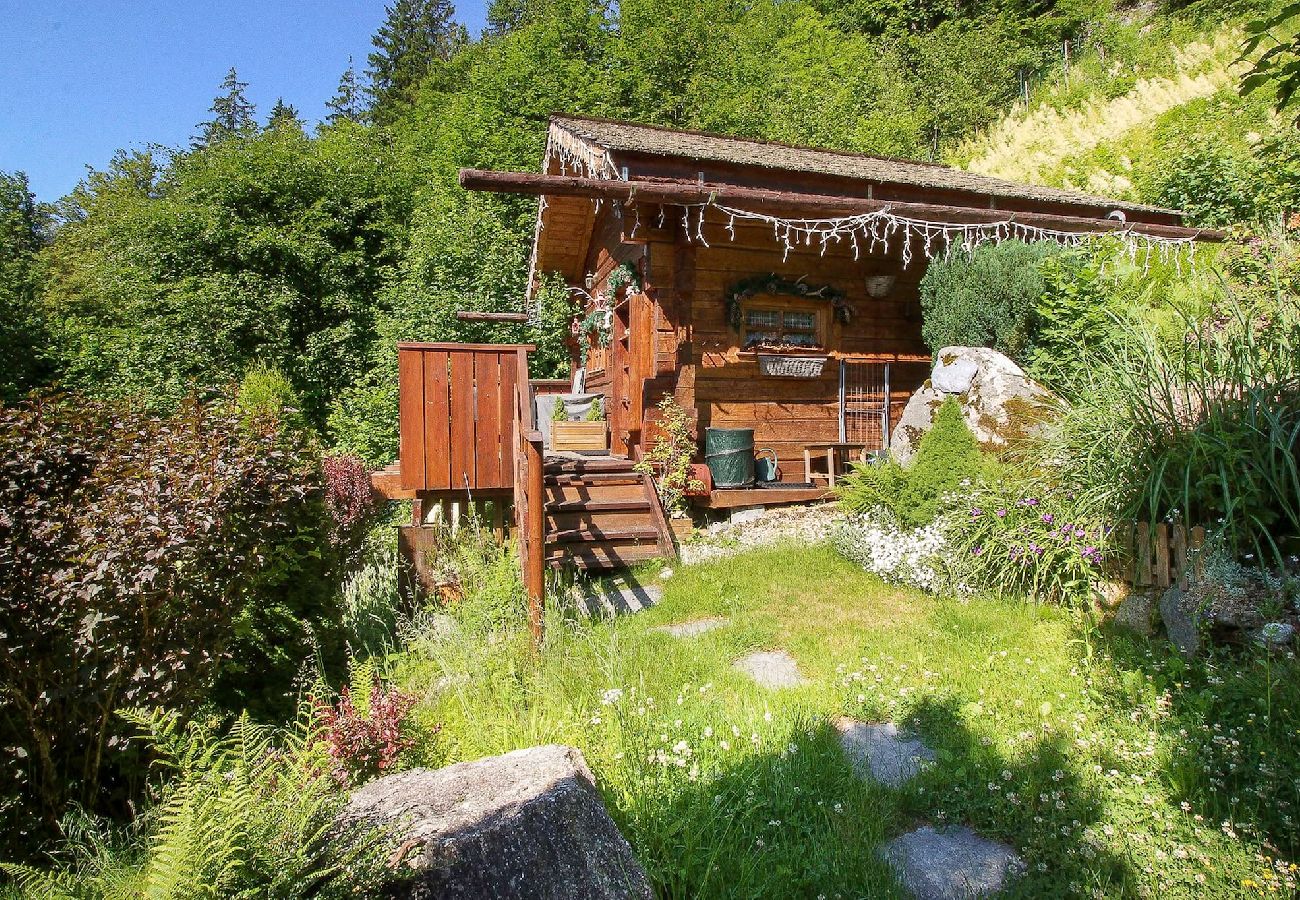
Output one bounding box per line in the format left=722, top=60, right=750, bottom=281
left=681, top=503, right=839, bottom=565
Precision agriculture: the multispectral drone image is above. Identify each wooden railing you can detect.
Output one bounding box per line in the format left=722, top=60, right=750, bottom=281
left=397, top=343, right=534, bottom=493
left=511, top=349, right=546, bottom=644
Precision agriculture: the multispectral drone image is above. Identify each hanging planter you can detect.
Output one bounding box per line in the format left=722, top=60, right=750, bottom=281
left=757, top=353, right=828, bottom=378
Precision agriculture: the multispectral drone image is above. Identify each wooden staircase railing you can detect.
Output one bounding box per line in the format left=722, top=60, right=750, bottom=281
left=511, top=348, right=546, bottom=644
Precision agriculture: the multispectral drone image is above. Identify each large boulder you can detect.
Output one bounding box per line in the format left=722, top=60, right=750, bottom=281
left=339, top=745, right=653, bottom=899
left=890, top=346, right=1055, bottom=465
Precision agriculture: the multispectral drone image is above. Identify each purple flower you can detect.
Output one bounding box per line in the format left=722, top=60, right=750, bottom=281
left=1074, top=528, right=1086, bottom=539
left=996, top=508, right=1008, bottom=518
left=1026, top=498, right=1039, bottom=507
left=972, top=545, right=984, bottom=556
left=971, top=508, right=983, bottom=518
left=1041, top=513, right=1054, bottom=524
left=1029, top=542, right=1044, bottom=556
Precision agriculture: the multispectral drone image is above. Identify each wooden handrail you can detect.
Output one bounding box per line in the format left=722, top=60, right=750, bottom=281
left=512, top=348, right=545, bottom=646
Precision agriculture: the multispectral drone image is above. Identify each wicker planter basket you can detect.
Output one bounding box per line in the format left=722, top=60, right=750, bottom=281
left=757, top=354, right=828, bottom=378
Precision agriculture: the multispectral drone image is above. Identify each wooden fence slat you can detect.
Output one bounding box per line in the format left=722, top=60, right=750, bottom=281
left=1172, top=525, right=1188, bottom=590
left=475, top=352, right=503, bottom=488
left=399, top=349, right=426, bottom=491
left=449, top=351, right=476, bottom=490
left=1135, top=525, right=1153, bottom=587
left=424, top=350, right=452, bottom=490
left=1154, top=523, right=1171, bottom=589
left=499, top=351, right=520, bottom=469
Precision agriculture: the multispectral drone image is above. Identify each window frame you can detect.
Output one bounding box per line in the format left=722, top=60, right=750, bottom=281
left=739, top=294, right=829, bottom=352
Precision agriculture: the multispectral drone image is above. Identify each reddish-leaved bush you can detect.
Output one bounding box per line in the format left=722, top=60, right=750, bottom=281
left=313, top=679, right=420, bottom=786
left=323, top=451, right=377, bottom=562
left=0, top=393, right=350, bottom=856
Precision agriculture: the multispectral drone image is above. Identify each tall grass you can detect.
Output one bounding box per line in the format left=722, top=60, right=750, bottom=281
left=1045, top=294, right=1300, bottom=561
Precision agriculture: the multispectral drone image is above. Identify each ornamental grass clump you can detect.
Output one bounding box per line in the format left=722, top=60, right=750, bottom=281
left=1045, top=295, right=1300, bottom=563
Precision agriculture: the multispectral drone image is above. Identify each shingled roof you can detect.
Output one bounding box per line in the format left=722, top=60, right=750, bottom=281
left=549, top=114, right=1178, bottom=218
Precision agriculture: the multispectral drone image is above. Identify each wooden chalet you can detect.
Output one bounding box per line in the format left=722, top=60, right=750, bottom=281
left=377, top=114, right=1216, bottom=625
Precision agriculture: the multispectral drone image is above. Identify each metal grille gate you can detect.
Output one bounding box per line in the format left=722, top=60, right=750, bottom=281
left=838, top=361, right=890, bottom=451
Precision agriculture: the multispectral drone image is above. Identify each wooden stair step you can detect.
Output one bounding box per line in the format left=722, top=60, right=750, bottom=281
left=546, top=542, right=664, bottom=570
left=547, top=526, right=661, bottom=544
left=546, top=498, right=653, bottom=513
left=545, top=472, right=644, bottom=486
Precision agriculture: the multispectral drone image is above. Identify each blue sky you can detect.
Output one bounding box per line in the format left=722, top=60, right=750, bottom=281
left=0, top=1, right=489, bottom=202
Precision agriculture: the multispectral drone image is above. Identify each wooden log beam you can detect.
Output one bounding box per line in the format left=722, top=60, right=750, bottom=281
left=459, top=169, right=1225, bottom=243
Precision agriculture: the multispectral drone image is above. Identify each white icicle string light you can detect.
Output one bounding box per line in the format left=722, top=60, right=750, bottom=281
left=668, top=201, right=1202, bottom=268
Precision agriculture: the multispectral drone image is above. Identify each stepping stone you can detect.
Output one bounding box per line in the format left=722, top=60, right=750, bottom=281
left=879, top=825, right=1022, bottom=900
left=835, top=719, right=935, bottom=787
left=655, top=617, right=727, bottom=638
left=734, top=650, right=807, bottom=689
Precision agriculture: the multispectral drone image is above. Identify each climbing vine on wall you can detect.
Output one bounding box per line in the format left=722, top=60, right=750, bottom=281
left=572, top=262, right=643, bottom=364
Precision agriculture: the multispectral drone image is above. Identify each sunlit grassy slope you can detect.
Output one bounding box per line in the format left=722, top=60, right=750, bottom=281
left=394, top=545, right=1299, bottom=898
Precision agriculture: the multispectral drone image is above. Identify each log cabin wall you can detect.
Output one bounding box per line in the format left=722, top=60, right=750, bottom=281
left=576, top=203, right=931, bottom=481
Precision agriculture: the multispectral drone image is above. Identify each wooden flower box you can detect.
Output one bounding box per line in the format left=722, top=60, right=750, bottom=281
left=551, top=420, right=608, bottom=453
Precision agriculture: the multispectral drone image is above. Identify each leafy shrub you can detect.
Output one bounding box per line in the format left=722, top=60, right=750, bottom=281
left=237, top=360, right=302, bottom=428
left=838, top=398, right=995, bottom=528
left=322, top=451, right=378, bottom=562
left=0, top=394, right=349, bottom=854
left=313, top=663, right=421, bottom=787
left=1150, top=144, right=1260, bottom=228
left=919, top=239, right=1064, bottom=362
left=341, top=532, right=406, bottom=660
left=3, top=708, right=385, bottom=898
left=635, top=396, right=704, bottom=518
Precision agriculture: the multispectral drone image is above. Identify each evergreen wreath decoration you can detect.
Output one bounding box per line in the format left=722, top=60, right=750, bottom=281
left=573, top=263, right=642, bottom=364
left=725, top=274, right=854, bottom=330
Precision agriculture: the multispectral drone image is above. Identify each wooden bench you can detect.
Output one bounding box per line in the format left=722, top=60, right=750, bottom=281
left=803, top=442, right=869, bottom=489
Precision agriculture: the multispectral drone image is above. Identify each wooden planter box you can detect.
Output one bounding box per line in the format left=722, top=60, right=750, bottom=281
left=552, top=420, right=608, bottom=453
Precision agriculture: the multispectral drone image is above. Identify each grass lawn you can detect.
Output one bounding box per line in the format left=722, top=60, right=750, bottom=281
left=393, top=543, right=1300, bottom=899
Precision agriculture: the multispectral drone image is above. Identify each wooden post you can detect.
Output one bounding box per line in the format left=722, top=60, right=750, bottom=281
left=525, top=434, right=545, bottom=644
left=1172, top=525, right=1188, bottom=590
left=1154, top=523, right=1171, bottom=589
left=1135, top=524, right=1152, bottom=587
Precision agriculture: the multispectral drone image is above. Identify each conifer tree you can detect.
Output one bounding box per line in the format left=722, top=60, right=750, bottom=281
left=325, top=57, right=367, bottom=125
left=195, top=67, right=257, bottom=147
left=367, top=0, right=465, bottom=112
left=266, top=97, right=304, bottom=132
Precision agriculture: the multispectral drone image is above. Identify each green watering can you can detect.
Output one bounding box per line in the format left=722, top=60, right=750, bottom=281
left=754, top=448, right=779, bottom=483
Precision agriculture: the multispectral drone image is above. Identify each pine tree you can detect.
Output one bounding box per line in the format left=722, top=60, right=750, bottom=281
left=195, top=67, right=257, bottom=147
left=367, top=0, right=464, bottom=111
left=484, top=0, right=530, bottom=37
left=266, top=97, right=304, bottom=132
left=325, top=57, right=367, bottom=125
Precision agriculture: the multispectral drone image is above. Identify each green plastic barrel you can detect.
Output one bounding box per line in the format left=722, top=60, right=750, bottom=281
left=705, top=427, right=755, bottom=488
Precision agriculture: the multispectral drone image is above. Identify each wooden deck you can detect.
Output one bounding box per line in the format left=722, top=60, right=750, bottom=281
left=692, top=485, right=833, bottom=510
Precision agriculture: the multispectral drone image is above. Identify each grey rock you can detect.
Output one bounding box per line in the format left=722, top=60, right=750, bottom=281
left=1159, top=585, right=1202, bottom=659
left=1113, top=593, right=1158, bottom=637
left=931, top=356, right=979, bottom=394
left=734, top=650, right=807, bottom=688
left=889, top=347, right=1055, bottom=465
left=835, top=719, right=935, bottom=787
left=655, top=617, right=727, bottom=638
left=339, top=745, right=652, bottom=899
left=879, top=825, right=1022, bottom=900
